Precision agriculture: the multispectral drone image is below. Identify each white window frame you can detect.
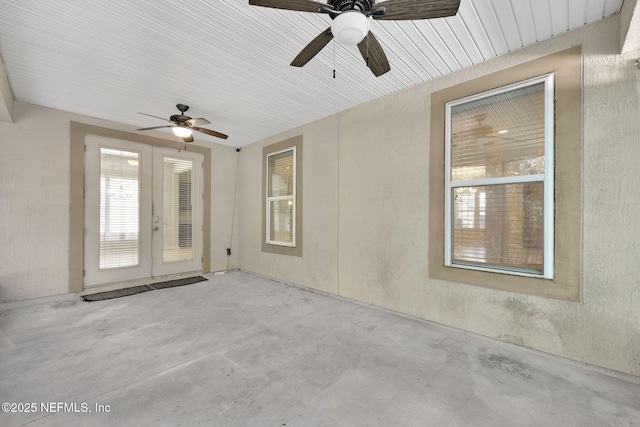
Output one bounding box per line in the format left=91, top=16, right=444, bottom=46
left=444, top=74, right=555, bottom=279
left=265, top=146, right=296, bottom=247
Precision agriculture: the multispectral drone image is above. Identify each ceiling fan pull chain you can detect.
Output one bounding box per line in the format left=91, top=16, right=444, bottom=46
left=333, top=39, right=336, bottom=79
left=366, top=33, right=370, bottom=66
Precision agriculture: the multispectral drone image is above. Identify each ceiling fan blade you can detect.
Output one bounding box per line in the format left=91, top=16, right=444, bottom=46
left=186, top=118, right=211, bottom=126
left=373, top=0, right=460, bottom=20
left=192, top=126, right=229, bottom=140
left=137, top=112, right=172, bottom=122
left=291, top=27, right=333, bottom=67
left=137, top=125, right=173, bottom=131
left=357, top=31, right=391, bottom=77
left=249, top=0, right=329, bottom=13
left=183, top=135, right=194, bottom=143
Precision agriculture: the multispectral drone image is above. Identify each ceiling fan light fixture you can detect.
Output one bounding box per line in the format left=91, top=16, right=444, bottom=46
left=172, top=126, right=193, bottom=138
left=331, top=11, right=370, bottom=45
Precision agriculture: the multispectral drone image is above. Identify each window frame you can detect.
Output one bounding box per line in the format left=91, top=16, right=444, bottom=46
left=265, top=146, right=297, bottom=247
left=443, top=74, right=555, bottom=279
left=261, top=136, right=303, bottom=257
left=429, top=46, right=583, bottom=302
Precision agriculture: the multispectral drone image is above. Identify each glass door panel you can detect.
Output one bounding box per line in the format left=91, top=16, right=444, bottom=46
left=84, top=137, right=152, bottom=286
left=99, top=148, right=141, bottom=269
left=162, top=157, right=194, bottom=263
left=151, top=148, right=203, bottom=276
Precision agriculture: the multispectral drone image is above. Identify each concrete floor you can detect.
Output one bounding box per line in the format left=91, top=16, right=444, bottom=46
left=1, top=271, right=639, bottom=427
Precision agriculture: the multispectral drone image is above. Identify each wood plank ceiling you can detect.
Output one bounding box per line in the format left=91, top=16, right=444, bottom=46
left=0, top=0, right=624, bottom=147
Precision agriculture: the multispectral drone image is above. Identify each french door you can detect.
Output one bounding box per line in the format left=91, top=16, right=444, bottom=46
left=84, top=136, right=203, bottom=287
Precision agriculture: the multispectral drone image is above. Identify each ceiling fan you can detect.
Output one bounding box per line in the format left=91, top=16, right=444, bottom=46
left=451, top=114, right=512, bottom=147
left=248, top=0, right=461, bottom=77
left=137, top=104, right=229, bottom=143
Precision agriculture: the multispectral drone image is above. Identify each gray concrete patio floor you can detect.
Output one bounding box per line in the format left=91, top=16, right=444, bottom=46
left=1, top=271, right=639, bottom=426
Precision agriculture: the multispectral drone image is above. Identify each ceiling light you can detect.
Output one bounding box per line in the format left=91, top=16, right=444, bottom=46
left=331, top=11, right=370, bottom=45
left=498, top=129, right=508, bottom=134
left=172, top=127, right=192, bottom=138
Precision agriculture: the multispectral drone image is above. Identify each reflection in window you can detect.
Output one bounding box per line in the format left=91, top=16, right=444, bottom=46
left=445, top=75, right=554, bottom=278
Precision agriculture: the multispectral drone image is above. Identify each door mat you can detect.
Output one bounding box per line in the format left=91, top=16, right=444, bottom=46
left=149, top=276, right=208, bottom=290
left=82, top=276, right=208, bottom=302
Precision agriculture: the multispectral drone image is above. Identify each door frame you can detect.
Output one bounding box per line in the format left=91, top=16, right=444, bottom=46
left=151, top=147, right=204, bottom=277
left=83, top=137, right=153, bottom=286
left=69, top=122, right=212, bottom=293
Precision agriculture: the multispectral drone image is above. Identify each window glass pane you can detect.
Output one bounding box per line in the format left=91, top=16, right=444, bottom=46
left=451, top=82, right=545, bottom=180
left=268, top=150, right=294, bottom=197
left=163, top=157, right=194, bottom=263
left=453, top=183, right=543, bottom=273
left=269, top=199, right=293, bottom=243
left=99, top=148, right=139, bottom=269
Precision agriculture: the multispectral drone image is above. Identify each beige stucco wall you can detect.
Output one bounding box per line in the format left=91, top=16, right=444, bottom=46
left=238, top=16, right=640, bottom=376
left=238, top=115, right=340, bottom=295
left=0, top=102, right=238, bottom=302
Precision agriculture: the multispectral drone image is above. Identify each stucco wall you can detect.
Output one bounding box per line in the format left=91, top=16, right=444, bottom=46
left=0, top=102, right=238, bottom=302
left=0, top=103, right=70, bottom=300
left=238, top=115, right=340, bottom=295
left=238, top=17, right=640, bottom=376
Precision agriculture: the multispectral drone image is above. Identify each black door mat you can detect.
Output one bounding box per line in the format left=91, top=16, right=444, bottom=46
left=149, top=276, right=208, bottom=290
left=82, top=276, right=208, bottom=302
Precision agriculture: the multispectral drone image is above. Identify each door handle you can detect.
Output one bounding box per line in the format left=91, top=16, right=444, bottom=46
left=153, top=226, right=159, bottom=231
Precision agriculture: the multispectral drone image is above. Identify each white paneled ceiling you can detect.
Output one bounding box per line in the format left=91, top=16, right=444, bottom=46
left=0, top=0, right=624, bottom=147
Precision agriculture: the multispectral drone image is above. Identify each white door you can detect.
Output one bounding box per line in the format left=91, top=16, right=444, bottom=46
left=151, top=147, right=203, bottom=276
left=84, top=136, right=203, bottom=287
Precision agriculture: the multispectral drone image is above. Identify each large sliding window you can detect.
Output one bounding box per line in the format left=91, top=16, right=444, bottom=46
left=445, top=75, right=555, bottom=279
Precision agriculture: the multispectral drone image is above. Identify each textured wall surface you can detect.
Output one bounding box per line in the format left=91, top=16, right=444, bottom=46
left=0, top=103, right=70, bottom=301
left=0, top=102, right=238, bottom=301
left=238, top=115, right=340, bottom=295
left=238, top=17, right=640, bottom=376
left=210, top=144, right=240, bottom=273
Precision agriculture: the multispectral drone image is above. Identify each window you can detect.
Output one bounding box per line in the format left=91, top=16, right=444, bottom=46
left=445, top=75, right=554, bottom=279
left=429, top=46, right=582, bottom=302
left=99, top=147, right=141, bottom=269
left=262, top=136, right=303, bottom=256
left=266, top=147, right=296, bottom=246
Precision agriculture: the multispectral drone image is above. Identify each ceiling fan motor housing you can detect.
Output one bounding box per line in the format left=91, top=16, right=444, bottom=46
left=329, top=0, right=374, bottom=14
